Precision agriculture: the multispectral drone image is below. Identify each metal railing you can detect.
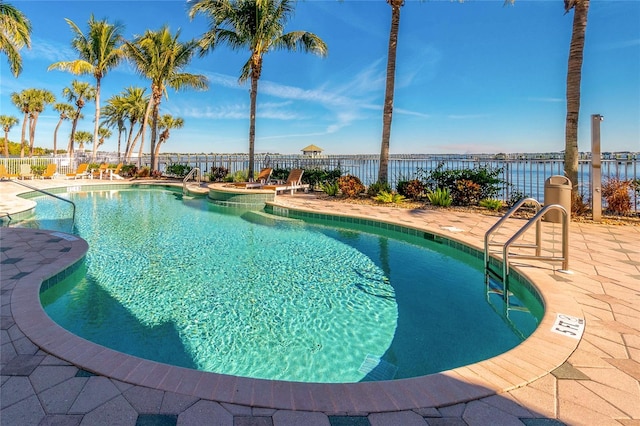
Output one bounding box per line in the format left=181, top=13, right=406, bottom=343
left=182, top=167, right=200, bottom=194
left=3, top=152, right=638, bottom=210
left=7, top=179, right=76, bottom=229
left=484, top=198, right=569, bottom=304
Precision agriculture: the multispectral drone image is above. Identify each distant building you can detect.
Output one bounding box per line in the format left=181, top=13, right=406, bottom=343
left=301, top=144, right=323, bottom=158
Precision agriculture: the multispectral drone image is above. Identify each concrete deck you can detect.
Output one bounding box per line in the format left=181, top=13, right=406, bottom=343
left=1, top=177, right=638, bottom=425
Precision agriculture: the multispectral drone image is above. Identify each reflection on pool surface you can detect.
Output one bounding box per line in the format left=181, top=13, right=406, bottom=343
left=30, top=186, right=542, bottom=383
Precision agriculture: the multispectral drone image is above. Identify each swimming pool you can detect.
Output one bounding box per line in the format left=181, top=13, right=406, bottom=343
left=27, top=185, right=542, bottom=383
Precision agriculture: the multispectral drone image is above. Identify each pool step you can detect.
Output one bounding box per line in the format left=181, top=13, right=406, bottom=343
left=358, top=354, right=398, bottom=381
left=240, top=210, right=304, bottom=227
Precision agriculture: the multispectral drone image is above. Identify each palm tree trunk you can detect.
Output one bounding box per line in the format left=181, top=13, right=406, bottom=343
left=564, top=0, right=589, bottom=200
left=138, top=98, right=153, bottom=164
left=378, top=0, right=403, bottom=185
left=19, top=112, right=27, bottom=158
left=28, top=113, right=36, bottom=157
left=92, top=77, right=102, bottom=162
left=149, top=95, right=161, bottom=171
left=3, top=132, right=9, bottom=157
left=69, top=114, right=80, bottom=161
left=53, top=118, right=63, bottom=155
left=248, top=75, right=259, bottom=181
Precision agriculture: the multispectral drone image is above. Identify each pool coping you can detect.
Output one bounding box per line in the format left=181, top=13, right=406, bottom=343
left=5, top=181, right=583, bottom=413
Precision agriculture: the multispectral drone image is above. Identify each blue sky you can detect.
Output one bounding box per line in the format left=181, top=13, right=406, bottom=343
left=1, top=0, right=639, bottom=155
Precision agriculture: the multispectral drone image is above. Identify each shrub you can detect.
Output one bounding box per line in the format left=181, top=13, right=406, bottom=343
left=571, top=192, right=590, bottom=217
left=121, top=164, right=137, bottom=177
left=337, top=175, right=365, bottom=198
left=137, top=167, right=150, bottom=178
left=427, top=187, right=452, bottom=207
left=602, top=178, right=633, bottom=214
left=209, top=166, right=229, bottom=182
left=165, top=163, right=192, bottom=177
left=508, top=190, right=529, bottom=208
left=367, top=181, right=391, bottom=197
left=320, top=181, right=340, bottom=196
left=396, top=179, right=425, bottom=200
left=375, top=191, right=405, bottom=204
left=425, top=163, right=503, bottom=201
left=451, top=179, right=482, bottom=206
left=301, top=168, right=341, bottom=190
left=479, top=198, right=503, bottom=211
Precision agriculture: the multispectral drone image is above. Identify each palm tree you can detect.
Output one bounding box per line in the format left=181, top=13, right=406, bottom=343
left=563, top=0, right=590, bottom=200
left=62, top=80, right=96, bottom=159
left=0, top=1, right=31, bottom=77
left=188, top=0, right=328, bottom=180
left=26, top=89, right=55, bottom=157
left=378, top=0, right=404, bottom=185
left=10, top=89, right=31, bottom=157
left=101, top=96, right=127, bottom=160
left=0, top=114, right=19, bottom=157
left=124, top=25, right=207, bottom=171
left=52, top=102, right=75, bottom=155
left=48, top=15, right=125, bottom=162
left=154, top=114, right=184, bottom=157
left=73, top=130, right=92, bottom=152
left=120, top=87, right=150, bottom=161
left=97, top=126, right=112, bottom=149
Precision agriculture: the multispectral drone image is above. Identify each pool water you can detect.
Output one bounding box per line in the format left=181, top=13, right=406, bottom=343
left=30, top=186, right=542, bottom=383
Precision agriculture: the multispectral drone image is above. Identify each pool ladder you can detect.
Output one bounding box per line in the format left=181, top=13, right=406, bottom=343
left=182, top=167, right=201, bottom=194
left=484, top=197, right=570, bottom=304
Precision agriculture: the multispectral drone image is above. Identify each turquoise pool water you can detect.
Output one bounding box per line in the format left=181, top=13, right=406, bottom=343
left=29, top=186, right=542, bottom=383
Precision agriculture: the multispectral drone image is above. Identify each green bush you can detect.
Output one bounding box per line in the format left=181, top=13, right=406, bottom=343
left=425, top=163, right=503, bottom=204
left=337, top=175, right=365, bottom=198
left=479, top=198, right=503, bottom=211
left=427, top=187, right=452, bottom=207
left=367, top=181, right=391, bottom=197
left=375, top=191, right=405, bottom=204
left=165, top=163, right=192, bottom=177
left=301, top=168, right=342, bottom=190
left=320, top=181, right=340, bottom=196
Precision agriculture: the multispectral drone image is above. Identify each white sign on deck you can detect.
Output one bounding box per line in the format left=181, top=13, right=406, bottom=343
left=551, top=314, right=585, bottom=339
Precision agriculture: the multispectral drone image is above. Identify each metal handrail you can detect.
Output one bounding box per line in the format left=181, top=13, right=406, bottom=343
left=502, top=204, right=570, bottom=283
left=7, top=179, right=76, bottom=228
left=182, top=167, right=200, bottom=194
left=484, top=197, right=542, bottom=270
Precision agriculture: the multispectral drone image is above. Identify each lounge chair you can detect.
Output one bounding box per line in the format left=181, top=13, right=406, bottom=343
left=105, top=162, right=123, bottom=180
left=230, top=168, right=273, bottom=188
left=262, top=168, right=309, bottom=195
left=41, top=163, right=57, bottom=179
left=66, top=163, right=89, bottom=179
left=0, top=164, right=19, bottom=179
left=19, top=164, right=34, bottom=180
left=92, top=163, right=109, bottom=179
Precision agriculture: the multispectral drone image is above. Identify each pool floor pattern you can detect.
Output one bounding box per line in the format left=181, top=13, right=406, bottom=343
left=1, top=178, right=639, bottom=425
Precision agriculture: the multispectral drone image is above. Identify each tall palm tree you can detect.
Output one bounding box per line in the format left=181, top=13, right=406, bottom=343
left=101, top=96, right=127, bottom=160
left=97, top=126, right=112, bottom=149
left=48, top=15, right=125, bottom=162
left=120, top=87, right=149, bottom=162
left=62, top=80, right=96, bottom=159
left=155, top=114, right=184, bottom=157
left=124, top=25, right=207, bottom=171
left=0, top=1, right=31, bottom=77
left=563, top=0, right=590, bottom=200
left=26, top=88, right=55, bottom=157
left=0, top=114, right=19, bottom=157
left=52, top=102, right=75, bottom=155
left=378, top=0, right=404, bottom=185
left=10, top=89, right=31, bottom=157
left=73, top=130, right=92, bottom=152
left=189, top=0, right=328, bottom=179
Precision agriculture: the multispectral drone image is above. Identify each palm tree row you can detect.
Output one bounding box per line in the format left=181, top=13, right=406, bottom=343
left=2, top=0, right=591, bottom=200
